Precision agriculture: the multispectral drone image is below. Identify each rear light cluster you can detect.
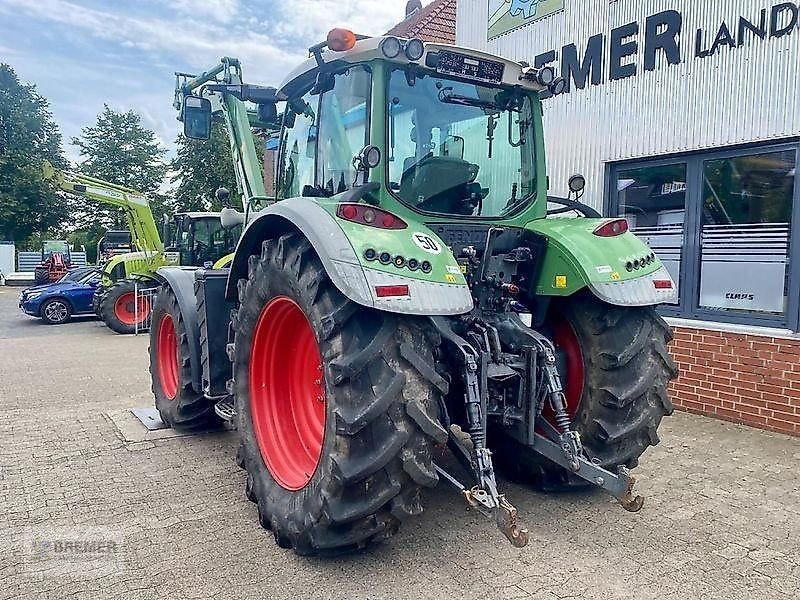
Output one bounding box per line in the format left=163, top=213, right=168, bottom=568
left=593, top=218, right=629, bottom=237
left=337, top=203, right=407, bottom=230
left=626, top=252, right=657, bottom=272
left=364, top=248, right=431, bottom=273
left=653, top=279, right=673, bottom=289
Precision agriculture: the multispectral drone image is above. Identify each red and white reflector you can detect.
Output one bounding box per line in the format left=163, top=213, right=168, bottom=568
left=593, top=218, right=629, bottom=237
left=375, top=284, right=410, bottom=298
left=653, top=279, right=673, bottom=289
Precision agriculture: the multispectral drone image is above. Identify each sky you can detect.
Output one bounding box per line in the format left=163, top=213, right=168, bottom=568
left=0, top=0, right=415, bottom=164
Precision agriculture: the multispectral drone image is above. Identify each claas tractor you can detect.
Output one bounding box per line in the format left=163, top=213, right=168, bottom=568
left=149, top=30, right=677, bottom=555
left=34, top=240, right=72, bottom=285
left=48, top=166, right=241, bottom=334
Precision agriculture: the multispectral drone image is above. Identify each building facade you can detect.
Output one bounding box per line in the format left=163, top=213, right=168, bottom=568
left=455, top=0, right=800, bottom=435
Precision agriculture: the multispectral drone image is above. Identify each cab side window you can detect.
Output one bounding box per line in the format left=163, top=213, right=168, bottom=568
left=277, top=92, right=318, bottom=199
left=317, top=66, right=371, bottom=195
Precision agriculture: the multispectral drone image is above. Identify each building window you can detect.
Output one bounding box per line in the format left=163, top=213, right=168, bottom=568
left=609, top=143, right=800, bottom=330
left=618, top=163, right=687, bottom=305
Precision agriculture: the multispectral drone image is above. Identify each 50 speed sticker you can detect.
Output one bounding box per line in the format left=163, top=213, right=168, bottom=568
left=411, top=232, right=442, bottom=255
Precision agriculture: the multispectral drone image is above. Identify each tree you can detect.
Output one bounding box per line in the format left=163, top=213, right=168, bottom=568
left=171, top=121, right=264, bottom=212
left=70, top=105, right=168, bottom=256
left=0, top=63, right=67, bottom=246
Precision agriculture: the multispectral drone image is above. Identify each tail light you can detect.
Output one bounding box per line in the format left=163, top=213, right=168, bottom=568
left=593, top=218, right=629, bottom=237
left=327, top=28, right=357, bottom=52
left=337, top=203, right=407, bottom=229
left=653, top=280, right=673, bottom=289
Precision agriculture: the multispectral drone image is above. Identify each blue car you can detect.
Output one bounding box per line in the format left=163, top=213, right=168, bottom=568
left=19, top=269, right=102, bottom=324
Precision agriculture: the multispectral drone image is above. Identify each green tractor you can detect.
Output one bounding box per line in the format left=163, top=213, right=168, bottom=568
left=52, top=169, right=240, bottom=333
left=150, top=30, right=677, bottom=555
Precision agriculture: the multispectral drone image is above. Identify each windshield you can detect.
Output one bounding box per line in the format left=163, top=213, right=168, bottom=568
left=75, top=270, right=100, bottom=284
left=43, top=240, right=69, bottom=254
left=387, top=68, right=536, bottom=217
left=191, top=217, right=242, bottom=264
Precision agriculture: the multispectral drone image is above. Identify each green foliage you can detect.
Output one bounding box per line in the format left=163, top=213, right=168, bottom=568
left=70, top=105, right=168, bottom=257
left=171, top=121, right=263, bottom=211
left=0, top=63, right=67, bottom=245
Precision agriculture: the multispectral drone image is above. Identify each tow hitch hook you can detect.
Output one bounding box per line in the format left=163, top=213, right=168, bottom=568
left=435, top=464, right=530, bottom=548
left=616, top=466, right=645, bottom=512
left=493, top=495, right=529, bottom=547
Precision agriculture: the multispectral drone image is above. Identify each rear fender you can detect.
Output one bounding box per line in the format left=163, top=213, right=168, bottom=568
left=226, top=197, right=473, bottom=315
left=155, top=267, right=202, bottom=394
left=525, top=218, right=677, bottom=307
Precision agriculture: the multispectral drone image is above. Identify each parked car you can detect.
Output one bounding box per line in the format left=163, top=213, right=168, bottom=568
left=19, top=269, right=102, bottom=324
left=58, top=266, right=96, bottom=283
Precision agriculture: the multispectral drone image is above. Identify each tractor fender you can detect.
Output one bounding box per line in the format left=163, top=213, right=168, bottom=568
left=155, top=266, right=203, bottom=394
left=525, top=218, right=678, bottom=306
left=226, top=198, right=473, bottom=315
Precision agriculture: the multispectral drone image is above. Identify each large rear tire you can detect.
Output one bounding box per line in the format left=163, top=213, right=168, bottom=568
left=34, top=267, right=49, bottom=285
left=100, top=279, right=154, bottom=334
left=148, top=286, right=221, bottom=430
left=492, top=292, right=678, bottom=491
left=232, top=232, right=447, bottom=555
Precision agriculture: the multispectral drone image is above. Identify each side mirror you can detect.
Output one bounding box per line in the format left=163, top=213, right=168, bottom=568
left=257, top=102, right=278, bottom=127
left=182, top=96, right=212, bottom=140
left=442, top=135, right=465, bottom=159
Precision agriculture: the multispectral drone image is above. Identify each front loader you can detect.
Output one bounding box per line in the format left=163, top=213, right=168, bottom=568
left=34, top=240, right=72, bottom=285
left=49, top=167, right=240, bottom=333
left=150, top=30, right=678, bottom=555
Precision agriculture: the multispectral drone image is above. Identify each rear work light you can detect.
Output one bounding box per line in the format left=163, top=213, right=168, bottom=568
left=653, top=280, right=673, bottom=289
left=375, top=284, right=409, bottom=297
left=336, top=203, right=407, bottom=229
left=593, top=218, right=629, bottom=237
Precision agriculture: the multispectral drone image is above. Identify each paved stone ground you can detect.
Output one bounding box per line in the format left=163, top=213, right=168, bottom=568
left=1, top=287, right=798, bottom=600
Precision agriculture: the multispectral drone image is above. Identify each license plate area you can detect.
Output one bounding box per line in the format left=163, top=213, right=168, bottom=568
left=435, top=51, right=504, bottom=85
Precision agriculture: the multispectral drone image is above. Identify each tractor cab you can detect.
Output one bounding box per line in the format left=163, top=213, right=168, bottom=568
left=41, top=240, right=71, bottom=262
left=163, top=212, right=242, bottom=267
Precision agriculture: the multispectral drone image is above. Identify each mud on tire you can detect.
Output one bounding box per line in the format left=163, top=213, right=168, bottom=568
left=493, top=292, right=678, bottom=491
left=232, top=232, right=448, bottom=555
left=149, top=286, right=221, bottom=430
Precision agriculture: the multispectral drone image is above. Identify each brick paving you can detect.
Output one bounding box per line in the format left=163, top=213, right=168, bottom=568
left=1, top=287, right=798, bottom=599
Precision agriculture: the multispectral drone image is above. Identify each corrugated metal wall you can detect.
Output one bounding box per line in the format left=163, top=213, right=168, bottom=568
left=16, top=252, right=88, bottom=272
left=456, top=0, right=800, bottom=209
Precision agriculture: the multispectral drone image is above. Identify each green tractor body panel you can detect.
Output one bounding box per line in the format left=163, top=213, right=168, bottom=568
left=523, top=218, right=665, bottom=296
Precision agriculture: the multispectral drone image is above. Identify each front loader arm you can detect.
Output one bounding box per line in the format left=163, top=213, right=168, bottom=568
left=47, top=165, right=163, bottom=255
left=174, top=57, right=273, bottom=215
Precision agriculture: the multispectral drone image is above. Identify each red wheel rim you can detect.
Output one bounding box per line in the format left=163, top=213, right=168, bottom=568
left=541, top=315, right=585, bottom=428
left=157, top=314, right=179, bottom=400
left=250, top=296, right=326, bottom=491
left=114, top=291, right=151, bottom=326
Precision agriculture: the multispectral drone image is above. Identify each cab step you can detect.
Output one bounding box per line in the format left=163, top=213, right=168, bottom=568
left=214, top=397, right=237, bottom=422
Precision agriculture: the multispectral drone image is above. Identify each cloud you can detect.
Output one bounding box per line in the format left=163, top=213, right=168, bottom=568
left=0, top=0, right=413, bottom=162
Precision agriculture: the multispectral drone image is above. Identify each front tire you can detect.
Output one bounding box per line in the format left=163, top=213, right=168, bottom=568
left=233, top=233, right=447, bottom=555
left=493, top=292, right=678, bottom=491
left=148, top=286, right=221, bottom=430
left=40, top=298, right=71, bottom=324
left=100, top=279, right=154, bottom=334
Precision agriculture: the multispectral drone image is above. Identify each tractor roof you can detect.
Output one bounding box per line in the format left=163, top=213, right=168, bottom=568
left=278, top=35, right=545, bottom=97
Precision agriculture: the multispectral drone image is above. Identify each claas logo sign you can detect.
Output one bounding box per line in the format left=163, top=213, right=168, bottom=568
left=488, top=0, right=564, bottom=40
